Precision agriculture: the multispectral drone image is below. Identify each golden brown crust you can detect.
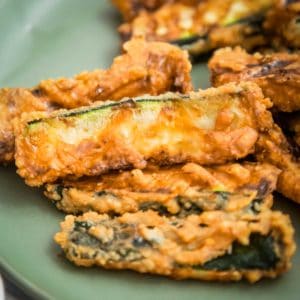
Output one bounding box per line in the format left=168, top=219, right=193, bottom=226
left=209, top=47, right=300, bottom=112
left=36, top=39, right=192, bottom=108
left=118, top=1, right=275, bottom=50
left=0, top=88, right=53, bottom=162
left=55, top=210, right=295, bottom=282
left=112, top=0, right=199, bottom=21
left=255, top=123, right=300, bottom=204
left=15, top=82, right=274, bottom=186
left=44, top=162, right=279, bottom=215
left=0, top=39, right=192, bottom=163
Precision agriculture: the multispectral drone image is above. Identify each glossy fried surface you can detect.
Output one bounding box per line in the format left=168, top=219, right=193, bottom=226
left=45, top=162, right=279, bottom=215
left=55, top=210, right=295, bottom=282
left=15, top=82, right=273, bottom=186
left=264, top=1, right=300, bottom=49
left=118, top=1, right=275, bottom=54
left=209, top=47, right=300, bottom=112
left=0, top=39, right=192, bottom=163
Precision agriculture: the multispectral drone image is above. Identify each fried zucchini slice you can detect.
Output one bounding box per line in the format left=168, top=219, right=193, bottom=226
left=119, top=0, right=276, bottom=58
left=45, top=162, right=279, bottom=215
left=209, top=47, right=300, bottom=112
left=15, top=82, right=273, bottom=186
left=55, top=210, right=295, bottom=282
left=0, top=39, right=192, bottom=163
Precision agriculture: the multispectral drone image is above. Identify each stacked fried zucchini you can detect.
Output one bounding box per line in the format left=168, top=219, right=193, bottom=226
left=13, top=82, right=296, bottom=282
left=113, top=0, right=299, bottom=59
left=0, top=0, right=298, bottom=284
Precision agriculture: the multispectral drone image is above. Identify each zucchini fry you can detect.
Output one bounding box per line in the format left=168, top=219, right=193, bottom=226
left=0, top=39, right=192, bottom=163
left=45, top=162, right=279, bottom=215
left=15, top=82, right=273, bottom=186
left=119, top=1, right=276, bottom=58
left=55, top=210, right=295, bottom=282
left=209, top=47, right=300, bottom=112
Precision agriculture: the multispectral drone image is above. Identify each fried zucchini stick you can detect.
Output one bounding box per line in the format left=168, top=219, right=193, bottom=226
left=15, top=82, right=273, bottom=186
left=209, top=47, right=300, bottom=112
left=119, top=1, right=276, bottom=57
left=0, top=39, right=192, bottom=163
left=55, top=210, right=295, bottom=282
left=45, top=162, right=279, bottom=215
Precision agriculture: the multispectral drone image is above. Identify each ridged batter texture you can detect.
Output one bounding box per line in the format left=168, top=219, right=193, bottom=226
left=55, top=210, right=295, bottom=283
left=209, top=47, right=300, bottom=112
left=0, top=39, right=192, bottom=163
left=45, top=162, right=279, bottom=215
left=118, top=0, right=276, bottom=57
left=15, top=82, right=273, bottom=186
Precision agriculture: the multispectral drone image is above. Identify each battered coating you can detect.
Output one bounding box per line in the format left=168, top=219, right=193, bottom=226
left=55, top=210, right=295, bottom=282
left=119, top=1, right=276, bottom=57
left=264, top=1, right=300, bottom=49
left=45, top=162, right=279, bottom=215
left=0, top=88, right=53, bottom=162
left=209, top=47, right=300, bottom=112
left=111, top=0, right=199, bottom=21
left=15, top=82, right=273, bottom=186
left=0, top=39, right=192, bottom=163
left=256, top=123, right=300, bottom=204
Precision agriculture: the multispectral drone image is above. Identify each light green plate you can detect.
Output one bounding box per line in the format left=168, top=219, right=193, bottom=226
left=0, top=1, right=299, bottom=299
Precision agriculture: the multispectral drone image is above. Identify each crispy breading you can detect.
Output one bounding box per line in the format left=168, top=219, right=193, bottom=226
left=288, top=113, right=300, bottom=147
left=264, top=1, right=300, bottom=49
left=55, top=210, right=295, bottom=282
left=45, top=162, right=279, bottom=215
left=209, top=47, right=300, bottom=112
left=15, top=82, right=273, bottom=186
left=111, top=0, right=199, bottom=21
left=0, top=88, right=53, bottom=162
left=119, top=1, right=276, bottom=56
left=0, top=39, right=192, bottom=163
left=256, top=122, right=300, bottom=204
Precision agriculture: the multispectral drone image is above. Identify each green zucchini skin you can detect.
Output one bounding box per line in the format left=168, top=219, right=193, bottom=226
left=46, top=183, right=272, bottom=216
left=16, top=83, right=273, bottom=186
left=201, top=234, right=278, bottom=270
left=171, top=12, right=267, bottom=59
left=55, top=210, right=295, bottom=282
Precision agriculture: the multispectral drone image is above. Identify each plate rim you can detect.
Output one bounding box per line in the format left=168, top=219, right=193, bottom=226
left=0, top=258, right=51, bottom=300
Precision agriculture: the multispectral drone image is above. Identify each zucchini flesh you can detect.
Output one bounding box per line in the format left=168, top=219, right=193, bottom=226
left=15, top=83, right=272, bottom=186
